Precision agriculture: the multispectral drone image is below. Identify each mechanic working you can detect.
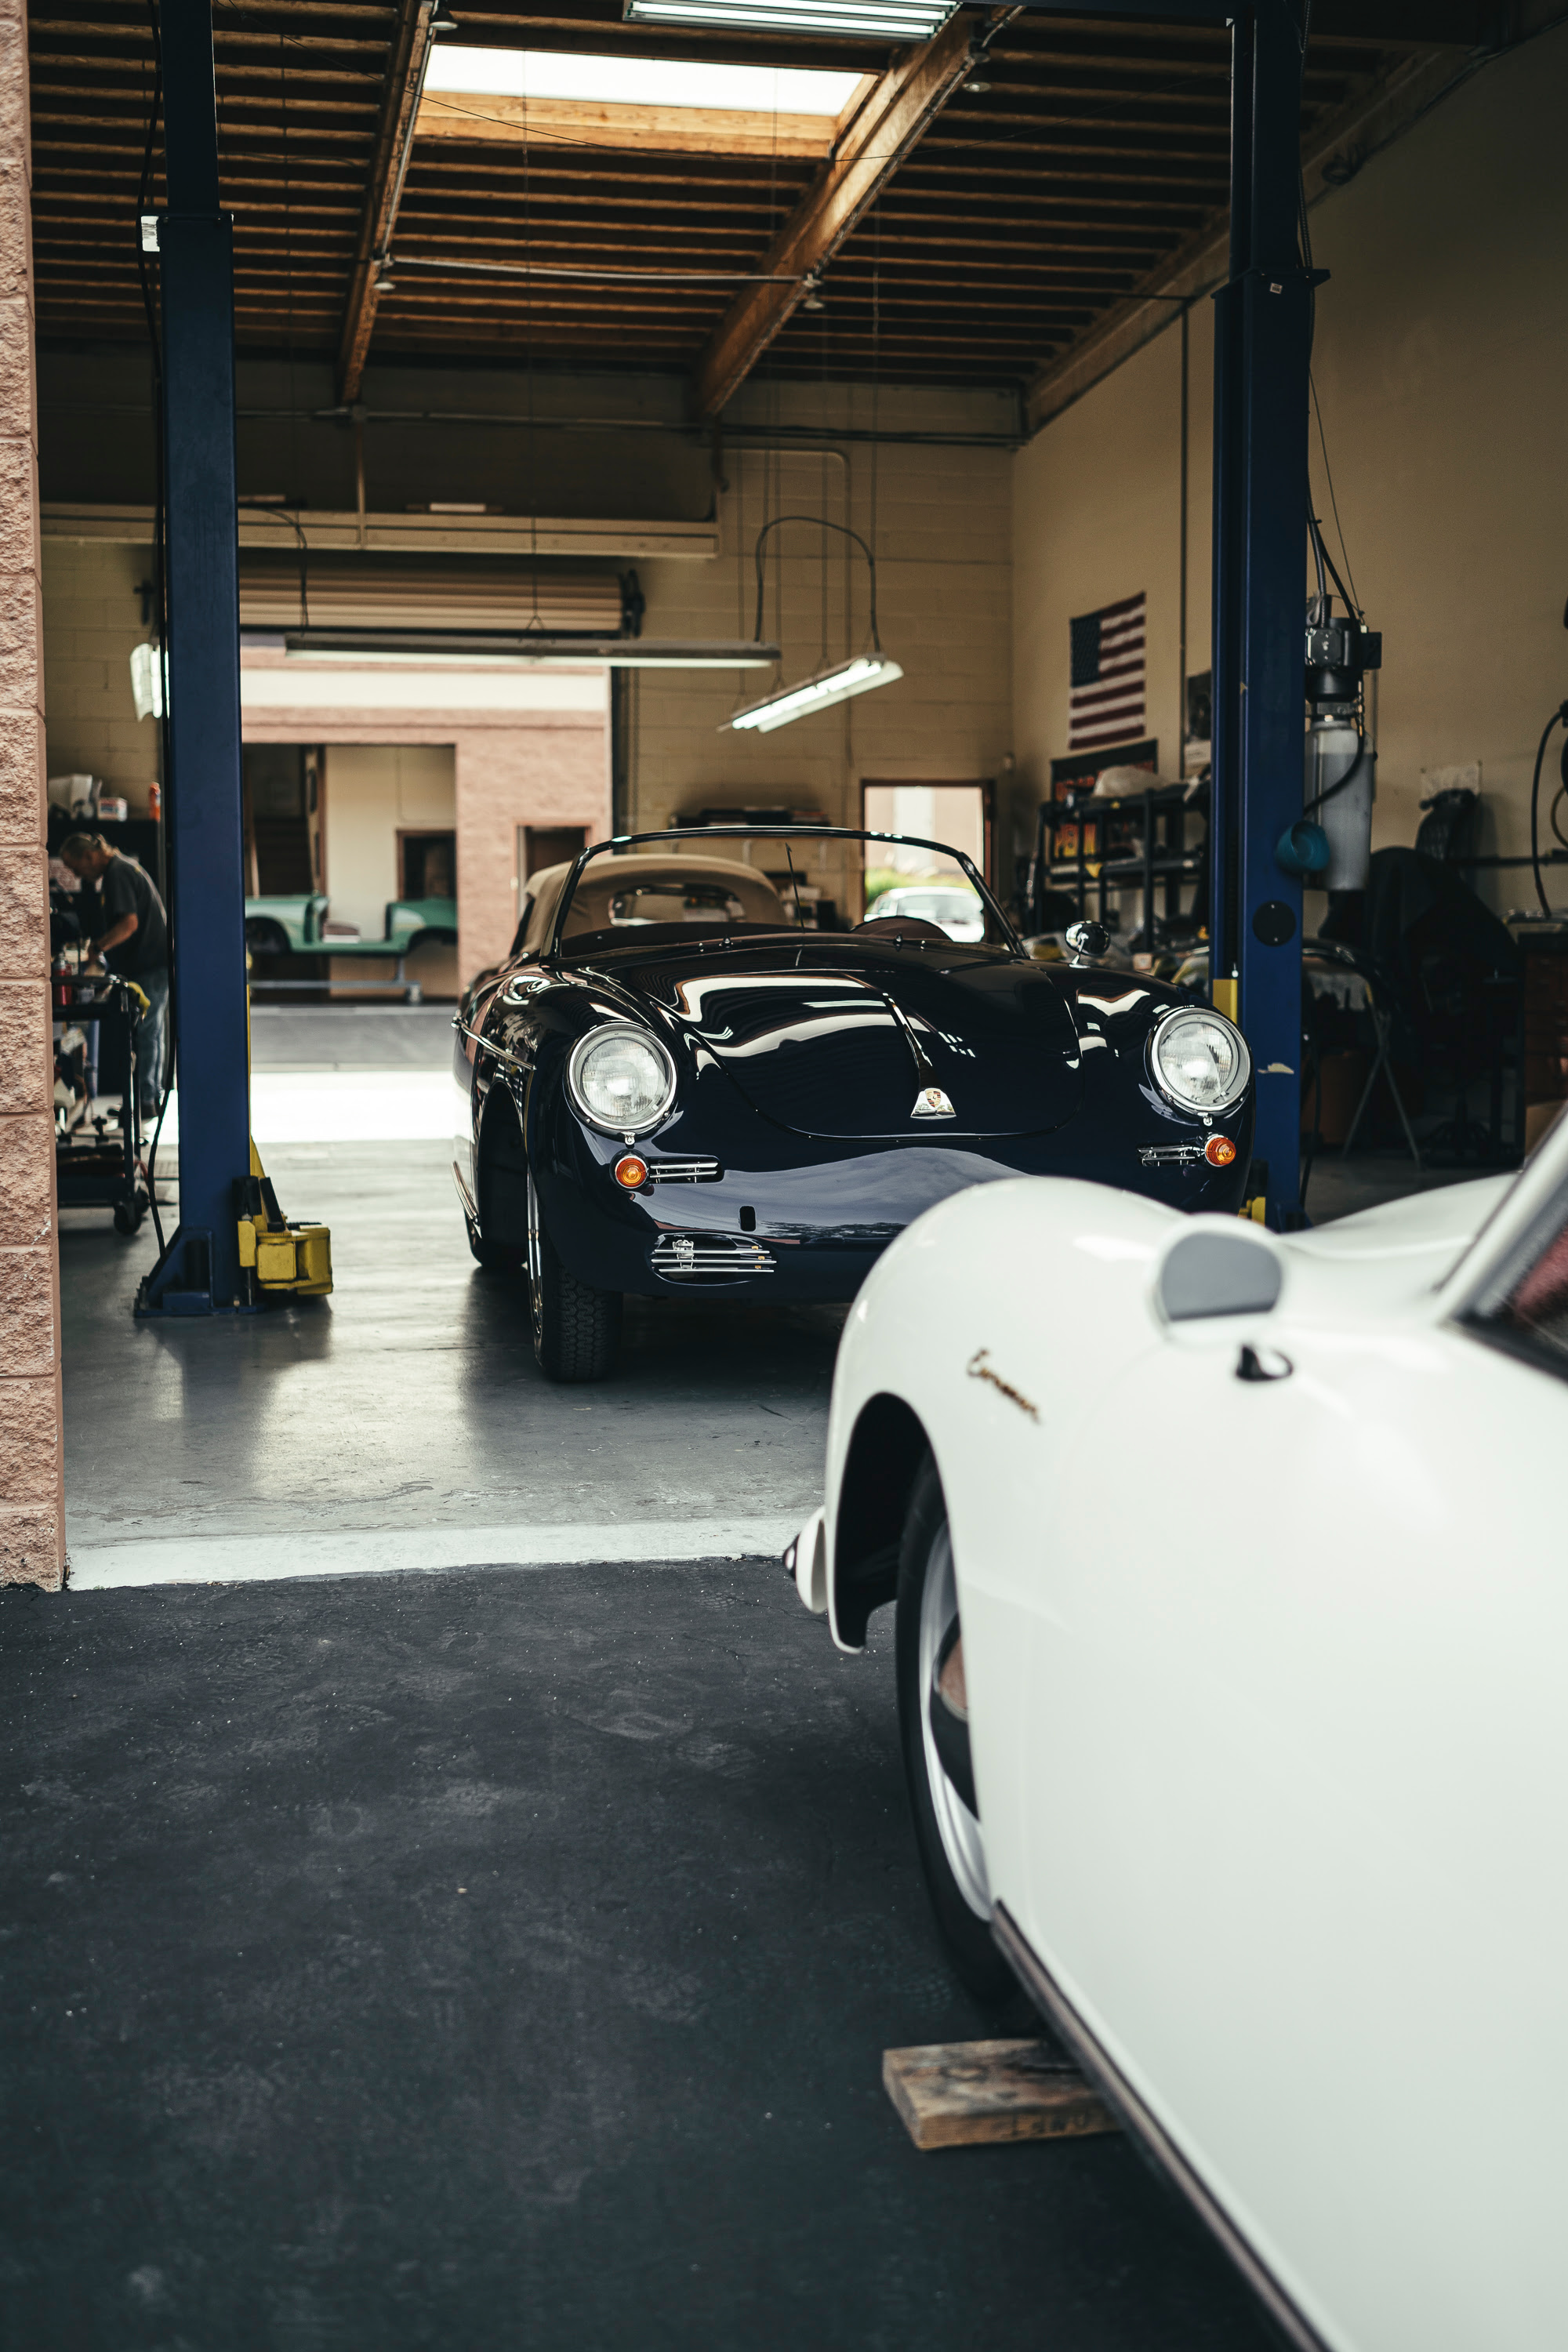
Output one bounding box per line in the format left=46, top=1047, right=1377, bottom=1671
left=58, top=832, right=169, bottom=1120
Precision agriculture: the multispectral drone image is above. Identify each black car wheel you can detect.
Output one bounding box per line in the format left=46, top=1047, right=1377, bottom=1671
left=896, top=1453, right=1014, bottom=2003
left=527, top=1174, right=622, bottom=1382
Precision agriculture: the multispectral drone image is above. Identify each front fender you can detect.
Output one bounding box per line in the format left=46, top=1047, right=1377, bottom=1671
left=823, top=1176, right=1181, bottom=1653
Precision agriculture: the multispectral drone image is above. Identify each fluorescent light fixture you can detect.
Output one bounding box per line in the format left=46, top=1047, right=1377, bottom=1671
left=624, top=1, right=959, bottom=37
left=727, top=655, right=903, bottom=734
left=425, top=45, right=863, bottom=114
left=260, top=632, right=784, bottom=670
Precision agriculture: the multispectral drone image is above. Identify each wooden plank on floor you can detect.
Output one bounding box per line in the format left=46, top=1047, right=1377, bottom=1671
left=883, top=2039, right=1118, bottom=2151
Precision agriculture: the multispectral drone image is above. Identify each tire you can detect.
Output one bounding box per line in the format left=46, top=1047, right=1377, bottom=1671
left=527, top=1174, right=621, bottom=1382
left=113, top=1189, right=147, bottom=1236
left=895, top=1453, right=1014, bottom=2003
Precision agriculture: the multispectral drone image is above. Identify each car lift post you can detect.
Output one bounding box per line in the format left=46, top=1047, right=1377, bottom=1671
left=1207, top=5, right=1312, bottom=1227
left=136, top=0, right=253, bottom=1315
left=1018, top=2, right=1310, bottom=1226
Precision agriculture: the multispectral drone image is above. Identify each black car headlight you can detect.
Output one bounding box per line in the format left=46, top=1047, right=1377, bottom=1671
left=1149, top=1006, right=1250, bottom=1114
left=567, top=1023, right=677, bottom=1135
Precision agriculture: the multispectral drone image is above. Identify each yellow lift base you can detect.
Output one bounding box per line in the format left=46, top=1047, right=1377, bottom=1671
left=237, top=1141, right=332, bottom=1300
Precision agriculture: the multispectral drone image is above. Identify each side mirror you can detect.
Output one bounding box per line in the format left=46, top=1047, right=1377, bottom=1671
left=1065, top=919, right=1111, bottom=964
left=1156, top=1225, right=1283, bottom=1323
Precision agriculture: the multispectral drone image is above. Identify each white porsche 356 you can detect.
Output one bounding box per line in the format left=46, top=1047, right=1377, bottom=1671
left=789, top=1116, right=1568, bottom=2352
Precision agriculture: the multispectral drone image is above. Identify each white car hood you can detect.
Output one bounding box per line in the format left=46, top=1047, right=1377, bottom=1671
left=1281, top=1171, right=1515, bottom=1319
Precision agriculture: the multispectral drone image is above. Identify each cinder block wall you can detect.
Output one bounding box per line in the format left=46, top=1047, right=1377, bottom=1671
left=39, top=536, right=161, bottom=808
left=0, top=0, right=64, bottom=1591
left=627, top=379, right=1014, bottom=922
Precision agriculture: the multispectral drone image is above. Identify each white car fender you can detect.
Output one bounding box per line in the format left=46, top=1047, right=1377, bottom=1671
left=821, top=1177, right=1181, bottom=1640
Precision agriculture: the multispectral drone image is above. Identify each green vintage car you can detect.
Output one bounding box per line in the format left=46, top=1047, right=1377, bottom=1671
left=243, top=894, right=458, bottom=959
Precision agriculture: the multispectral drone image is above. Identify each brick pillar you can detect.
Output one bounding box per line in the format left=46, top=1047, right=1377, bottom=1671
left=0, top=2, right=65, bottom=1592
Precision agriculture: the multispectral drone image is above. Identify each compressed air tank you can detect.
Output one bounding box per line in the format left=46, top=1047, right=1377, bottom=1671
left=1305, top=714, right=1374, bottom=891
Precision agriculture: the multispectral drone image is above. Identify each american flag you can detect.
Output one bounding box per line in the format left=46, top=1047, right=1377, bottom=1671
left=1069, top=590, right=1146, bottom=752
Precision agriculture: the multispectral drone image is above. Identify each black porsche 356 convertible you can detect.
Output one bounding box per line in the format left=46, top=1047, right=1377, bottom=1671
left=452, top=826, right=1254, bottom=1381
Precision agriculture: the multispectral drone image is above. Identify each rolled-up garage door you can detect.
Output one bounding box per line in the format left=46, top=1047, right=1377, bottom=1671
left=238, top=557, right=626, bottom=636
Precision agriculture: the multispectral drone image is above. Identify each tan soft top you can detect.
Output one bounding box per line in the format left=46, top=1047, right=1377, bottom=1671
left=520, top=851, right=789, bottom=953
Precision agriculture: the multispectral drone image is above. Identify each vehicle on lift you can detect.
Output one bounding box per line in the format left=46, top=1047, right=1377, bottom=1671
left=242, top=891, right=457, bottom=961
left=787, top=1120, right=1568, bottom=2352
left=452, top=825, right=1255, bottom=1381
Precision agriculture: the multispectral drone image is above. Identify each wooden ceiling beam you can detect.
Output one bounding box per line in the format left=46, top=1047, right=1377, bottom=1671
left=335, top=0, right=437, bottom=403
left=1025, top=41, right=1483, bottom=432
left=413, top=91, right=837, bottom=160
left=692, top=5, right=1018, bottom=420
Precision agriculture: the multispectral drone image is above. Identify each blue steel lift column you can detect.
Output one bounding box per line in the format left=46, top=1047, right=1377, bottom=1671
left=137, top=0, right=253, bottom=1315
left=1017, top=1, right=1310, bottom=1226
left=1208, top=8, right=1313, bottom=1225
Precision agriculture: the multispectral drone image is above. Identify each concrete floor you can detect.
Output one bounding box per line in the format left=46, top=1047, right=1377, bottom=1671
left=63, top=1005, right=1483, bottom=1588
left=0, top=1560, right=1276, bottom=2352
left=64, top=1008, right=844, bottom=1584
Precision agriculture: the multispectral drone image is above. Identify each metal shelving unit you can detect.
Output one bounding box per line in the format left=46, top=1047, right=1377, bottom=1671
left=1029, top=782, right=1203, bottom=942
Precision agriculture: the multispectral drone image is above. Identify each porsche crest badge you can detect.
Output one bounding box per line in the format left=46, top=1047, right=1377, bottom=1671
left=912, top=1086, right=956, bottom=1120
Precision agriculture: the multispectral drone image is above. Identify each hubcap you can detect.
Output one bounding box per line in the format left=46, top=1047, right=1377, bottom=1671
left=918, top=1520, right=989, bottom=1918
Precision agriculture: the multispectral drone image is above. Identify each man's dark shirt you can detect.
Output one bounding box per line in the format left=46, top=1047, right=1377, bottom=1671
left=98, top=854, right=169, bottom=978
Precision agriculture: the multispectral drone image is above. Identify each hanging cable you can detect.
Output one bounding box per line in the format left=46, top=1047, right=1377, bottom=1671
left=1529, top=703, right=1568, bottom=917
left=750, top=517, right=881, bottom=651
left=1310, top=376, right=1362, bottom=618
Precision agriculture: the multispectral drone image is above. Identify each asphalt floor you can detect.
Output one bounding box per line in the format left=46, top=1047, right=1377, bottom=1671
left=1, top=1560, right=1277, bottom=2352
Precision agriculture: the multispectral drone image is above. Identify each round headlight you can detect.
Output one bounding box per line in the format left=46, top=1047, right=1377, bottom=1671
left=1150, top=1007, right=1250, bottom=1114
left=567, top=1024, right=677, bottom=1134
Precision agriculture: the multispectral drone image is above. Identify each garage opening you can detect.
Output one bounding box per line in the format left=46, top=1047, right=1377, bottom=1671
left=13, top=2, right=1568, bottom=2339
left=862, top=782, right=993, bottom=922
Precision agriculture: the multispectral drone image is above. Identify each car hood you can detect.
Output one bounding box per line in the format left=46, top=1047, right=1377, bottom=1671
left=601, top=942, right=1084, bottom=1139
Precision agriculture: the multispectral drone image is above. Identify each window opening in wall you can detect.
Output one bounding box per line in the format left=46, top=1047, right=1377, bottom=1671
left=398, top=829, right=457, bottom=904
left=861, top=782, right=991, bottom=926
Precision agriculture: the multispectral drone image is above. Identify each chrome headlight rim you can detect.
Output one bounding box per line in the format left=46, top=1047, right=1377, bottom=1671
left=566, top=1021, right=678, bottom=1137
left=1148, top=1004, right=1251, bottom=1116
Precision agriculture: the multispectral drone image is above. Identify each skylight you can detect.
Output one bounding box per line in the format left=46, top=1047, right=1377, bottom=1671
left=423, top=46, right=866, bottom=118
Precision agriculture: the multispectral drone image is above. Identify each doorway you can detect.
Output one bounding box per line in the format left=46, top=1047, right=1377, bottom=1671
left=515, top=825, right=589, bottom=915
left=242, top=744, right=318, bottom=896
left=398, top=829, right=457, bottom=905
left=859, top=782, right=993, bottom=920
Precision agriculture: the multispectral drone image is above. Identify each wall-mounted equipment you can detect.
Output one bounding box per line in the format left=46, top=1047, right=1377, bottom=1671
left=1294, top=515, right=1381, bottom=892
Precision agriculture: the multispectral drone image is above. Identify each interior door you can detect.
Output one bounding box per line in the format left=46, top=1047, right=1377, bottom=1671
left=516, top=826, right=587, bottom=935
left=1015, top=1296, right=1568, bottom=2350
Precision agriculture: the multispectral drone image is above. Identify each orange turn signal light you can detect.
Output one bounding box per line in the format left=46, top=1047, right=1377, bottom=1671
left=1205, top=1134, right=1238, bottom=1168
left=614, top=1154, right=649, bottom=1189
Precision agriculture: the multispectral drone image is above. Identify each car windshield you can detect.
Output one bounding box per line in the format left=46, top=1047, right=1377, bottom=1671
left=543, top=827, right=1018, bottom=958
left=1466, top=1173, right=1568, bottom=1381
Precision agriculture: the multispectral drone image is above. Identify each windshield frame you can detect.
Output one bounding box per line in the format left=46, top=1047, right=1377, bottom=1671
left=545, top=825, right=1023, bottom=962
